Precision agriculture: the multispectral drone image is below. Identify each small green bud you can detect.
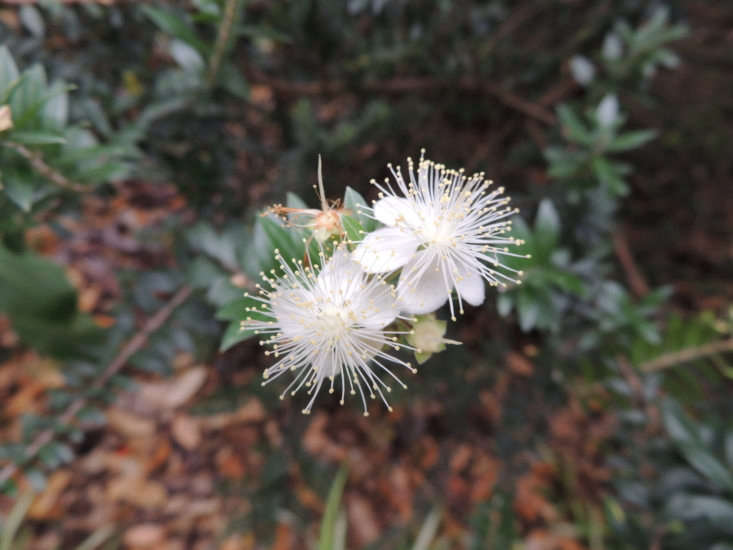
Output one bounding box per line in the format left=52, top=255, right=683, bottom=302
left=407, top=314, right=460, bottom=364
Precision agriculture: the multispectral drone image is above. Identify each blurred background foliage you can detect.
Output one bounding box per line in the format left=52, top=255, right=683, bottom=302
left=0, top=1, right=731, bottom=549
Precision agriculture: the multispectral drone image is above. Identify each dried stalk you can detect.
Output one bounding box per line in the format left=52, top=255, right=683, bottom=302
left=639, top=338, right=733, bottom=373
left=206, top=0, right=243, bottom=87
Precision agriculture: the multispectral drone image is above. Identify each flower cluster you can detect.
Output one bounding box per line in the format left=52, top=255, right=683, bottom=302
left=243, top=151, right=525, bottom=415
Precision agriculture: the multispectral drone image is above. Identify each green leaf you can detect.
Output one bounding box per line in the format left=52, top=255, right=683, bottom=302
left=141, top=6, right=209, bottom=54
left=496, top=293, right=513, bottom=317
left=0, top=246, right=77, bottom=320
left=286, top=192, right=309, bottom=210
left=186, top=223, right=238, bottom=271
left=0, top=46, right=19, bottom=95
left=41, top=82, right=69, bottom=129
left=216, top=295, right=269, bottom=323
left=517, top=290, right=539, bottom=332
left=8, top=64, right=46, bottom=125
left=662, top=399, right=733, bottom=490
left=219, top=320, right=253, bottom=351
left=170, top=39, right=205, bottom=73
left=192, top=0, right=220, bottom=17
left=8, top=130, right=66, bottom=145
left=236, top=24, right=292, bottom=43
left=186, top=257, right=224, bottom=289
left=661, top=399, right=700, bottom=445
left=544, top=268, right=585, bottom=295
left=3, top=174, right=39, bottom=212
left=218, top=296, right=271, bottom=351
left=260, top=216, right=304, bottom=268
left=318, top=465, right=349, bottom=550
left=10, top=310, right=106, bottom=361
left=0, top=246, right=106, bottom=359
left=534, top=199, right=560, bottom=252
left=667, top=494, right=733, bottom=523
left=592, top=156, right=629, bottom=196
left=681, top=446, right=733, bottom=491
left=19, top=5, right=45, bottom=37
left=206, top=277, right=242, bottom=308
left=557, top=104, right=592, bottom=144
left=607, top=129, right=657, bottom=152
left=341, top=215, right=363, bottom=243
left=344, top=186, right=374, bottom=232
left=218, top=62, right=249, bottom=99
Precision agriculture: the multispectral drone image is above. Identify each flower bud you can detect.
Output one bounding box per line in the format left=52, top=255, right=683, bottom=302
left=407, top=314, right=460, bottom=364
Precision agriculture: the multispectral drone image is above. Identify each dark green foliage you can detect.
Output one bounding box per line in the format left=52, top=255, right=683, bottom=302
left=0, top=46, right=135, bottom=219
left=0, top=246, right=106, bottom=360
left=497, top=199, right=585, bottom=332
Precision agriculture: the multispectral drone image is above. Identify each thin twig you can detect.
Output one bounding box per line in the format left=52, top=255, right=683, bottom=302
left=639, top=338, right=733, bottom=373
left=257, top=73, right=556, bottom=125
left=3, top=141, right=88, bottom=193
left=482, top=3, right=544, bottom=54
left=538, top=77, right=579, bottom=106
left=613, top=231, right=649, bottom=298
left=0, top=285, right=193, bottom=487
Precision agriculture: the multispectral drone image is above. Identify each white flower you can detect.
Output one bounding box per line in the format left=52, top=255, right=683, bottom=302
left=353, top=151, right=524, bottom=320
left=243, top=245, right=416, bottom=415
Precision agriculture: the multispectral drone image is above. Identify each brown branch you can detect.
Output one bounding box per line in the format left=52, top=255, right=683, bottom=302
left=538, top=77, right=579, bottom=107
left=3, top=141, right=88, bottom=193
left=482, top=3, right=544, bottom=54
left=0, top=285, right=193, bottom=487
left=639, top=338, right=733, bottom=373
left=613, top=231, right=649, bottom=298
left=258, top=73, right=556, bottom=125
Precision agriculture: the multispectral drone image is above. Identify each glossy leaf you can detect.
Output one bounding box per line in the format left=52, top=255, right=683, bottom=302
left=141, top=5, right=210, bottom=54
left=0, top=46, right=19, bottom=94
left=341, top=214, right=363, bottom=243
left=344, top=186, right=375, bottom=232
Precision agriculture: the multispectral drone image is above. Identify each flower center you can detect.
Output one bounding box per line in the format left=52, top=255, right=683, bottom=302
left=317, top=303, right=352, bottom=339
left=419, top=217, right=455, bottom=246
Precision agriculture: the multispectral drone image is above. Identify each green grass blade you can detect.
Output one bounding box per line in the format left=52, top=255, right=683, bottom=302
left=317, top=465, right=349, bottom=550
left=411, top=507, right=442, bottom=550
left=0, top=491, right=34, bottom=550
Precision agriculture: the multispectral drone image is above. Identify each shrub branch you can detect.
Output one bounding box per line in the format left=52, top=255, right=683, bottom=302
left=0, top=285, right=193, bottom=488
left=3, top=141, right=88, bottom=193
left=639, top=338, right=733, bottom=373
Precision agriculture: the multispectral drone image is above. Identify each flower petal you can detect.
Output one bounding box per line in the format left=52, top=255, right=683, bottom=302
left=373, top=196, right=422, bottom=229
left=316, top=246, right=361, bottom=297
left=357, top=283, right=398, bottom=329
left=270, top=287, right=313, bottom=337
left=455, top=266, right=485, bottom=306
left=353, top=227, right=420, bottom=273
left=373, top=196, right=409, bottom=225
left=397, top=252, right=450, bottom=314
